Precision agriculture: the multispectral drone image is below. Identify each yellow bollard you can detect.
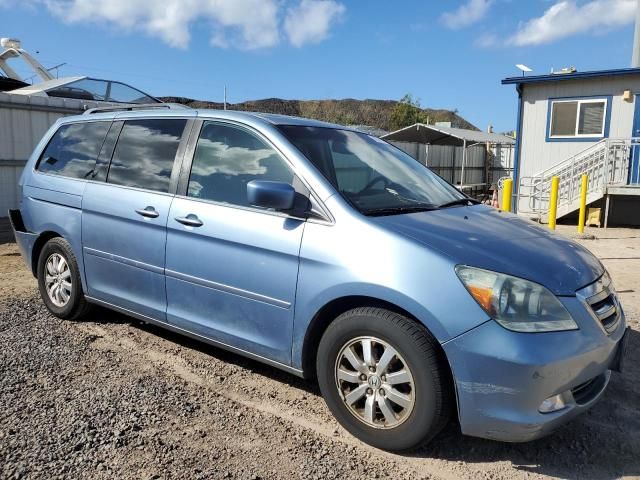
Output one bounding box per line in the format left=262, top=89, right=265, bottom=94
left=549, top=176, right=559, bottom=230
left=578, top=174, right=588, bottom=234
left=501, top=179, right=513, bottom=212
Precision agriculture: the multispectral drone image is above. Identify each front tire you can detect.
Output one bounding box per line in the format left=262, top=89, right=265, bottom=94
left=317, top=307, right=452, bottom=451
left=37, top=237, right=91, bottom=320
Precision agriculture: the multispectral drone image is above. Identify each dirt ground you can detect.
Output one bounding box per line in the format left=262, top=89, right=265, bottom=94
left=0, top=225, right=639, bottom=479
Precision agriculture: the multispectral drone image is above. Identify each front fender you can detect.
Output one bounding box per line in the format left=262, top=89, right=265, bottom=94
left=292, top=214, right=490, bottom=370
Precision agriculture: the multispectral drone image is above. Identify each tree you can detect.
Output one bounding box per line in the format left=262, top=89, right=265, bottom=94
left=390, top=94, right=427, bottom=131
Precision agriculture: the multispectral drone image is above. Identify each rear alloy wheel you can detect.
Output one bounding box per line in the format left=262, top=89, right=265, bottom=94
left=317, top=307, right=452, bottom=451
left=37, top=237, right=91, bottom=320
left=44, top=253, right=72, bottom=308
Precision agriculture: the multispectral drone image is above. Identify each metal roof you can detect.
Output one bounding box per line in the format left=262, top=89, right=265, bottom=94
left=502, top=67, right=640, bottom=85
left=381, top=123, right=515, bottom=146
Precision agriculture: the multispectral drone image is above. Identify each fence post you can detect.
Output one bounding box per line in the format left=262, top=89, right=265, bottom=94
left=578, top=174, right=588, bottom=234
left=461, top=139, right=467, bottom=187
left=549, top=176, right=559, bottom=230
left=502, top=179, right=513, bottom=212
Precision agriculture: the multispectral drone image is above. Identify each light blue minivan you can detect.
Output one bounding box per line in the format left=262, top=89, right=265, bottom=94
left=10, top=105, right=628, bottom=451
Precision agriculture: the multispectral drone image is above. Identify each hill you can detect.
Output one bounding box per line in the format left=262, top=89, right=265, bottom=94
left=158, top=96, right=477, bottom=132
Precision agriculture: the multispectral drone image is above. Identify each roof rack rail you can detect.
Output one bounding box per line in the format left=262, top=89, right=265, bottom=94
left=83, top=103, right=190, bottom=115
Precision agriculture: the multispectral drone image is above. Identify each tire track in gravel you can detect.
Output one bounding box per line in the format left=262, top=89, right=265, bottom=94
left=1, top=296, right=440, bottom=480
left=74, top=320, right=469, bottom=480
left=70, top=302, right=640, bottom=480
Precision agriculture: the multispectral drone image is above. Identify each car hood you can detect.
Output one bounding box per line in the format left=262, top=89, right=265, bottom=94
left=371, top=205, right=603, bottom=296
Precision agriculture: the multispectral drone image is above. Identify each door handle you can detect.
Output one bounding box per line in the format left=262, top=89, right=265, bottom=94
left=135, top=206, right=159, bottom=218
left=175, top=214, right=203, bottom=227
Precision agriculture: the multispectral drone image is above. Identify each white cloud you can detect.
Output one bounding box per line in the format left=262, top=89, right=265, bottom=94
left=284, top=0, right=345, bottom=47
left=508, top=0, right=636, bottom=46
left=441, top=0, right=494, bottom=30
left=41, top=0, right=281, bottom=49
left=475, top=32, right=498, bottom=48
left=9, top=0, right=344, bottom=50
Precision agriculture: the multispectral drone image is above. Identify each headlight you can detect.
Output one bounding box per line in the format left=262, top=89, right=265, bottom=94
left=455, top=265, right=578, bottom=333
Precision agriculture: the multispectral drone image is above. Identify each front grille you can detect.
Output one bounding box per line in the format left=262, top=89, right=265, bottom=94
left=589, top=295, right=618, bottom=332
left=577, top=273, right=620, bottom=334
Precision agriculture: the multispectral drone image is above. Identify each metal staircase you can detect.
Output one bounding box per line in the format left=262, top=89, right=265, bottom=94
left=517, top=139, right=633, bottom=222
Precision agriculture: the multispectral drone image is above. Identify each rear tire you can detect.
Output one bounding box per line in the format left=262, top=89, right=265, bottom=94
left=37, top=237, right=91, bottom=321
left=316, top=307, right=452, bottom=451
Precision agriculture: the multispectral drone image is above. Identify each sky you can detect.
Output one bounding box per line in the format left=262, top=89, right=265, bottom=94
left=0, top=0, right=638, bottom=132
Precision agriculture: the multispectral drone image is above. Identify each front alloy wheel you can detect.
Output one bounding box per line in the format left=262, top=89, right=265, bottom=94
left=335, top=336, right=415, bottom=429
left=317, top=307, right=452, bottom=451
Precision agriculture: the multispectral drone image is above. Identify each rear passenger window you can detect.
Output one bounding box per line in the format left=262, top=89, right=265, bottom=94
left=107, top=119, right=187, bottom=193
left=188, top=122, right=294, bottom=207
left=37, top=122, right=109, bottom=179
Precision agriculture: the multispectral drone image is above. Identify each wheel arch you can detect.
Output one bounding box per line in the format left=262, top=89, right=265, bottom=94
left=30, top=230, right=64, bottom=277
left=300, top=295, right=456, bottom=414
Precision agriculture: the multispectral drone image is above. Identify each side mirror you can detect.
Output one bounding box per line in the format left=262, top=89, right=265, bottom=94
left=247, top=180, right=296, bottom=211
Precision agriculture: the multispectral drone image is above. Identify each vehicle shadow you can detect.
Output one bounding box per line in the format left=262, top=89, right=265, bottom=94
left=87, top=307, right=319, bottom=395
left=88, top=307, right=639, bottom=479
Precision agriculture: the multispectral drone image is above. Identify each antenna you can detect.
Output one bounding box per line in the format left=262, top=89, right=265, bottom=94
left=515, top=64, right=533, bottom=76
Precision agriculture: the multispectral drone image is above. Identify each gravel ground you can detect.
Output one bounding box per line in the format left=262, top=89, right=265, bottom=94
left=1, top=225, right=639, bottom=479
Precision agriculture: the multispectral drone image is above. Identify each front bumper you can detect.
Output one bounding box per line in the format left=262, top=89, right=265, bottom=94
left=443, top=295, right=626, bottom=442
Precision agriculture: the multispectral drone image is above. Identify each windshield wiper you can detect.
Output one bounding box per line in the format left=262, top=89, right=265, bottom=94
left=363, top=205, right=437, bottom=216
left=437, top=198, right=480, bottom=209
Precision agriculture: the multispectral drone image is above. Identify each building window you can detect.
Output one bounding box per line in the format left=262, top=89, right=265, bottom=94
left=549, top=98, right=607, bottom=139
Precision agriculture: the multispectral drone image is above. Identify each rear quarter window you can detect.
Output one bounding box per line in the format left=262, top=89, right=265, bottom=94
left=36, top=121, right=110, bottom=179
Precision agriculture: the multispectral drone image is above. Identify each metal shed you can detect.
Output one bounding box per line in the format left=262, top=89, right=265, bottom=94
left=382, top=124, right=515, bottom=193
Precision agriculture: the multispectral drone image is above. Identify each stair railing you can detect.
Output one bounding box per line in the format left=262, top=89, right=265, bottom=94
left=517, top=138, right=633, bottom=219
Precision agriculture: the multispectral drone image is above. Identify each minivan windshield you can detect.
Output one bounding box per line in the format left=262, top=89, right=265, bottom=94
left=278, top=126, right=467, bottom=215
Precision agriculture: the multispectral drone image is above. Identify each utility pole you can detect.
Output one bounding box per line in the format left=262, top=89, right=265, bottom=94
left=632, top=0, right=640, bottom=67
left=224, top=85, right=227, bottom=110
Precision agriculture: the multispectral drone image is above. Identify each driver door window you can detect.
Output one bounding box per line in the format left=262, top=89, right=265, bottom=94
left=187, top=122, right=295, bottom=208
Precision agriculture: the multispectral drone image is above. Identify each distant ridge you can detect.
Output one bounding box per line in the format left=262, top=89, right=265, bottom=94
left=159, top=96, right=477, bottom=132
